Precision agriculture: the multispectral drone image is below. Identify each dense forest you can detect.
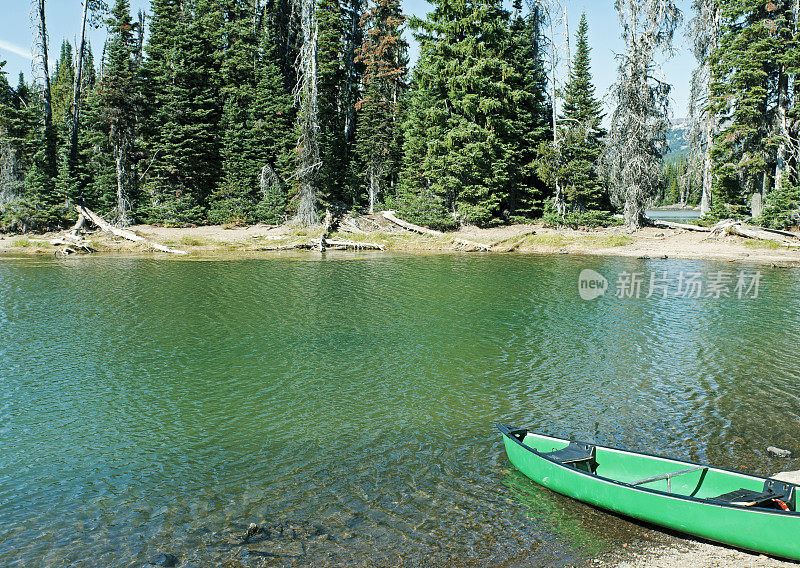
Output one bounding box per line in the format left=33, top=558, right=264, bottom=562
left=1, top=0, right=800, bottom=232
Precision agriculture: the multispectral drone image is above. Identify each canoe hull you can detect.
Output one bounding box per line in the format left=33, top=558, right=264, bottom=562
left=501, top=428, right=800, bottom=561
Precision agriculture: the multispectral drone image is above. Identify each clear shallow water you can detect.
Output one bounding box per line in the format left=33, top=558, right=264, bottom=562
left=1, top=253, right=799, bottom=567
left=646, top=209, right=702, bottom=223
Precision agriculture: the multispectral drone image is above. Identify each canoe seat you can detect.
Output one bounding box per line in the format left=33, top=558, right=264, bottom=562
left=540, top=442, right=596, bottom=473
left=711, top=480, right=792, bottom=508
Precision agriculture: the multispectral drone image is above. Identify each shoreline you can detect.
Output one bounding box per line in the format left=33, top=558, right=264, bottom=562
left=2, top=222, right=800, bottom=266
left=595, top=539, right=799, bottom=568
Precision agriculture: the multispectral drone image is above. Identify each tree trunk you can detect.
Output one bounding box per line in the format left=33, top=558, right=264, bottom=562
left=37, top=0, right=53, bottom=131
left=68, top=0, right=90, bottom=170
left=775, top=69, right=789, bottom=192
left=367, top=164, right=379, bottom=215
left=114, top=140, right=130, bottom=226
left=294, top=0, right=320, bottom=226
left=700, top=118, right=713, bottom=215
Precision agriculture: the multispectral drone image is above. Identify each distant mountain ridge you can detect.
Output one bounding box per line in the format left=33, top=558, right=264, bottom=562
left=666, top=117, right=690, bottom=161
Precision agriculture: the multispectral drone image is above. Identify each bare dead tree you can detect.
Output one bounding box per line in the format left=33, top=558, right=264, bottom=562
left=293, top=0, right=321, bottom=226
left=603, top=0, right=681, bottom=229
left=68, top=0, right=93, bottom=170
left=686, top=0, right=719, bottom=215
left=528, top=0, right=569, bottom=215
left=31, top=0, right=53, bottom=131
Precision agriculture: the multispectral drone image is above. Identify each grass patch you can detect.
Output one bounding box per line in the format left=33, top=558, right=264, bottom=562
left=592, top=234, right=634, bottom=247
left=743, top=239, right=787, bottom=250
left=12, top=237, right=32, bottom=248
left=179, top=235, right=207, bottom=247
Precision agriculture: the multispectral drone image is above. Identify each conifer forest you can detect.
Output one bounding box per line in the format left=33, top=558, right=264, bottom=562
left=2, top=0, right=800, bottom=232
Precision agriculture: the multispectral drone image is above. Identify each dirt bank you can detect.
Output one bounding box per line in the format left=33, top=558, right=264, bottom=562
left=2, top=220, right=800, bottom=265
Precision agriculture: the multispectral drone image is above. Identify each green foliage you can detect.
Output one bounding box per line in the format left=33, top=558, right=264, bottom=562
left=399, top=0, right=544, bottom=228
left=505, top=0, right=552, bottom=218
left=541, top=199, right=621, bottom=229
left=760, top=182, right=800, bottom=230
left=556, top=13, right=607, bottom=213
left=353, top=0, right=408, bottom=212
left=709, top=1, right=797, bottom=205
left=140, top=0, right=220, bottom=225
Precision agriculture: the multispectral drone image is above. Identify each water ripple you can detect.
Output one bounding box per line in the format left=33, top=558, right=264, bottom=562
left=0, top=254, right=799, bottom=567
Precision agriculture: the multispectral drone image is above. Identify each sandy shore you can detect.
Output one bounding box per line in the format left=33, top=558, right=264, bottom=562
left=2, top=219, right=800, bottom=265
left=597, top=540, right=798, bottom=568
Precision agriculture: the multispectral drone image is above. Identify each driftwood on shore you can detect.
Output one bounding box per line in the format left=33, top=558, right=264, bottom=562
left=646, top=218, right=712, bottom=232
left=76, top=206, right=188, bottom=254
left=381, top=210, right=490, bottom=251
left=646, top=216, right=800, bottom=247
left=259, top=238, right=385, bottom=251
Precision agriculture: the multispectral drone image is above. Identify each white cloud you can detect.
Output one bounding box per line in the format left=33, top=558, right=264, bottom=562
left=0, top=39, right=34, bottom=61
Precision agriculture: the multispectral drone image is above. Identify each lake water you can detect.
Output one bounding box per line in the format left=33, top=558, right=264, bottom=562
left=2, top=254, right=799, bottom=567
left=646, top=209, right=702, bottom=224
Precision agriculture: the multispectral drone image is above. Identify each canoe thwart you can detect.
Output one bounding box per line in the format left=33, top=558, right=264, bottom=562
left=630, top=466, right=707, bottom=493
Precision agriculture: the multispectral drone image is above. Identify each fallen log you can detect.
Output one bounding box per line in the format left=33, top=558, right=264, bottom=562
left=645, top=218, right=711, bottom=232
left=381, top=210, right=490, bottom=251
left=259, top=238, right=384, bottom=251
left=76, top=206, right=188, bottom=255
left=323, top=239, right=385, bottom=250
left=758, top=226, right=800, bottom=240
left=726, top=223, right=798, bottom=246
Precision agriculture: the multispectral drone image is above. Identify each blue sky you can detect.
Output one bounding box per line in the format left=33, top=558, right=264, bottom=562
left=0, top=0, right=694, bottom=118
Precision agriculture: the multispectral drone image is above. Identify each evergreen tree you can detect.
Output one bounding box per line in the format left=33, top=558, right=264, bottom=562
left=251, top=26, right=295, bottom=223
left=709, top=1, right=796, bottom=217
left=505, top=0, right=551, bottom=220
left=316, top=0, right=351, bottom=207
left=209, top=0, right=260, bottom=224
left=353, top=0, right=408, bottom=213
left=398, top=0, right=519, bottom=228
left=52, top=40, right=76, bottom=131
left=100, top=0, right=140, bottom=225
left=141, top=0, right=222, bottom=225
left=557, top=12, right=607, bottom=213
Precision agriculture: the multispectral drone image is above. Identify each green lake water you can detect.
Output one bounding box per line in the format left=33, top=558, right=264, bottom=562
left=1, top=253, right=799, bottom=567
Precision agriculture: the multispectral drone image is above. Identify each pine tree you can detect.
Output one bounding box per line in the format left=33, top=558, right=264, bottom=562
left=209, top=0, right=260, bottom=224
left=709, top=1, right=796, bottom=217
left=398, top=0, right=519, bottom=228
left=506, top=0, right=552, bottom=220
left=26, top=0, right=59, bottom=219
left=557, top=12, right=607, bottom=213
left=251, top=25, right=295, bottom=223
left=100, top=0, right=140, bottom=225
left=141, top=0, right=222, bottom=225
left=353, top=0, right=407, bottom=213
left=316, top=0, right=350, bottom=207
left=52, top=41, right=76, bottom=131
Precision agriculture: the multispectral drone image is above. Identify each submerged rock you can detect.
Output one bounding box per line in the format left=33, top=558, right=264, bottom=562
left=148, top=552, right=177, bottom=567
left=767, top=446, right=792, bottom=458
left=242, top=522, right=265, bottom=544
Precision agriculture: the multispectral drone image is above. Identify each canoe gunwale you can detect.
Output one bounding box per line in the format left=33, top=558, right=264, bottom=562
left=497, top=423, right=800, bottom=518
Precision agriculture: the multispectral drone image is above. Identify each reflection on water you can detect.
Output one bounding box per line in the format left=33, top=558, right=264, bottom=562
left=1, top=254, right=799, bottom=567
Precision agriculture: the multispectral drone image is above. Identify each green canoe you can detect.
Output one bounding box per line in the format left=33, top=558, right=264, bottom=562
left=498, top=424, right=800, bottom=560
